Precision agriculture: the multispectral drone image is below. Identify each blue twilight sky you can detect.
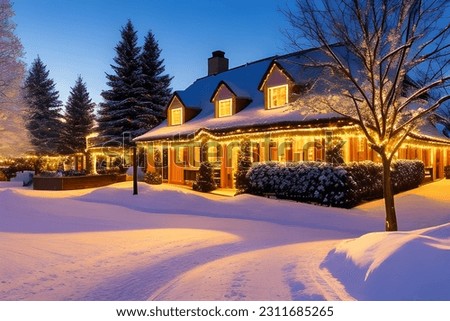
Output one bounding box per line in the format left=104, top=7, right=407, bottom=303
left=13, top=0, right=291, bottom=106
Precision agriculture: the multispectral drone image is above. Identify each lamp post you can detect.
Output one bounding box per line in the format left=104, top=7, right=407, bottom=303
left=132, top=144, right=138, bottom=195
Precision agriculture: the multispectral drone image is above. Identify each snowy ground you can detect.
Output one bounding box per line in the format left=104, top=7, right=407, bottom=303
left=0, top=179, right=449, bottom=301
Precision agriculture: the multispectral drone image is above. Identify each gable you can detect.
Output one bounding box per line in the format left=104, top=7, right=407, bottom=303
left=166, top=94, right=186, bottom=126
left=168, top=95, right=184, bottom=110
left=211, top=82, right=234, bottom=102
left=258, top=62, right=295, bottom=91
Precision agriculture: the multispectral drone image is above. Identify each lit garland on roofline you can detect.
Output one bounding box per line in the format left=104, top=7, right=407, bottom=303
left=135, top=121, right=450, bottom=149
left=136, top=118, right=359, bottom=143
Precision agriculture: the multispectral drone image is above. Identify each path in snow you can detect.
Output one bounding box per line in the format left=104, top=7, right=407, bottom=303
left=149, top=241, right=355, bottom=301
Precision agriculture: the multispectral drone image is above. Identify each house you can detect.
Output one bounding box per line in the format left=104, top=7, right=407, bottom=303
left=134, top=49, right=450, bottom=188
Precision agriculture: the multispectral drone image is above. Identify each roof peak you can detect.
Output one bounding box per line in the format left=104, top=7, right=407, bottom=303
left=195, top=45, right=335, bottom=83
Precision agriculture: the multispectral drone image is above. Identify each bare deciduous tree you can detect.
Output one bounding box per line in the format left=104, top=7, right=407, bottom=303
left=0, top=0, right=32, bottom=156
left=283, top=0, right=450, bottom=231
left=431, top=105, right=450, bottom=137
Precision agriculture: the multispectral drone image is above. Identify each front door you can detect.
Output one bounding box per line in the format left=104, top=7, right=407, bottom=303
left=436, top=149, right=441, bottom=178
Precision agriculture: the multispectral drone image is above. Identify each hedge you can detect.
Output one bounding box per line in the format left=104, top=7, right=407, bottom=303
left=246, top=160, right=424, bottom=208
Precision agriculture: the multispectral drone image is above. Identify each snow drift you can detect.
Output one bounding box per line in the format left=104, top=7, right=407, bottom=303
left=322, top=223, right=450, bottom=300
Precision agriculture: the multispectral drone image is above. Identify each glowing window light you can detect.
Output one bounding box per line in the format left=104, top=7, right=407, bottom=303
left=268, top=84, right=288, bottom=109
left=218, top=98, right=232, bottom=117
left=171, top=108, right=183, bottom=126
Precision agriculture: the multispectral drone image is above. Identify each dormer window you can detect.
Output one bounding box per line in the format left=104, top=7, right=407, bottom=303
left=171, top=107, right=183, bottom=126
left=268, top=84, right=288, bottom=109
left=166, top=93, right=201, bottom=126
left=211, top=81, right=252, bottom=118
left=259, top=62, right=295, bottom=110
left=218, top=98, right=232, bottom=118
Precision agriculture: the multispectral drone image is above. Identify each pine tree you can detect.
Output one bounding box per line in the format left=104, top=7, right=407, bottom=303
left=193, top=162, right=217, bottom=193
left=60, top=76, right=95, bottom=154
left=135, top=31, right=172, bottom=136
left=0, top=0, right=32, bottom=156
left=98, top=20, right=144, bottom=144
left=235, top=140, right=252, bottom=194
left=23, top=56, right=63, bottom=155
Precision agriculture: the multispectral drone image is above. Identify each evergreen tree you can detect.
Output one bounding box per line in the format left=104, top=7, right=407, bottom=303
left=0, top=0, right=32, bottom=156
left=23, top=56, right=62, bottom=155
left=235, top=140, right=252, bottom=194
left=98, top=20, right=144, bottom=143
left=325, top=137, right=345, bottom=165
left=193, top=162, right=217, bottom=193
left=136, top=31, right=172, bottom=136
left=60, top=76, right=95, bottom=154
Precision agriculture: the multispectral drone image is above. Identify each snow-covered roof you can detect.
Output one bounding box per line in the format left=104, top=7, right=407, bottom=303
left=410, top=120, right=450, bottom=144
left=134, top=49, right=344, bottom=142
left=134, top=48, right=450, bottom=144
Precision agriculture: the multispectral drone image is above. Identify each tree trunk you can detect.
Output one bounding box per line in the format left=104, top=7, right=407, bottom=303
left=381, top=155, right=398, bottom=231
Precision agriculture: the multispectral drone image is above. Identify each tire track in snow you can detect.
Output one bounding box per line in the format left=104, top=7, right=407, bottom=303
left=148, top=242, right=355, bottom=301
left=287, top=241, right=355, bottom=301
left=79, top=242, right=246, bottom=300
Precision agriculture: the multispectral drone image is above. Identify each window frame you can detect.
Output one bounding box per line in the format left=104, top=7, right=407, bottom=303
left=217, top=98, right=233, bottom=118
left=267, top=84, right=288, bottom=109
left=170, top=107, right=183, bottom=126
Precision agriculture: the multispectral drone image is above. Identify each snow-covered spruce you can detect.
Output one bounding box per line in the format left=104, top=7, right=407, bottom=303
left=23, top=57, right=63, bottom=155
left=97, top=20, right=171, bottom=143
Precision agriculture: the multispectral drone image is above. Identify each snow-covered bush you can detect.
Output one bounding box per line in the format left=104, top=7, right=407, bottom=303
left=247, top=162, right=359, bottom=208
left=144, top=172, right=162, bottom=185
left=246, top=160, right=425, bottom=208
left=391, top=160, right=424, bottom=192
left=193, top=162, right=217, bottom=193
left=345, top=161, right=383, bottom=200
left=64, top=170, right=87, bottom=177
left=37, top=171, right=58, bottom=177
left=347, top=159, right=424, bottom=197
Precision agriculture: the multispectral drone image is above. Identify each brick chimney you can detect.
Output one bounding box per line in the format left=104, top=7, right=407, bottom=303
left=208, top=50, right=229, bottom=75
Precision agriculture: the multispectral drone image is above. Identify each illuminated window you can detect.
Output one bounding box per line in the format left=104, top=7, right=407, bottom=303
left=252, top=143, right=260, bottom=163
left=171, top=108, right=182, bottom=125
left=176, top=146, right=188, bottom=165
left=208, top=145, right=218, bottom=162
left=308, top=147, right=315, bottom=161
left=218, top=99, right=232, bottom=117
left=285, top=141, right=293, bottom=162
left=268, top=85, right=288, bottom=109
left=194, top=146, right=201, bottom=166
left=357, top=137, right=365, bottom=152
